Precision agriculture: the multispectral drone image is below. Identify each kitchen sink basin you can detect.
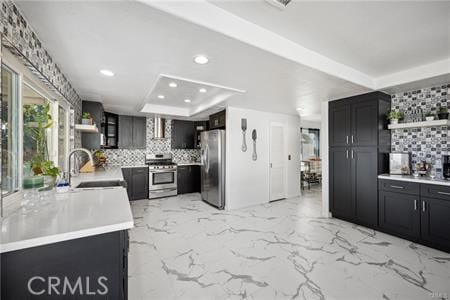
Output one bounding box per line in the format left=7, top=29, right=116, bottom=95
left=75, top=180, right=127, bottom=189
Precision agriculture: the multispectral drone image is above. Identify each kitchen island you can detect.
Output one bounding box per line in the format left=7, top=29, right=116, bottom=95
left=1, top=167, right=133, bottom=299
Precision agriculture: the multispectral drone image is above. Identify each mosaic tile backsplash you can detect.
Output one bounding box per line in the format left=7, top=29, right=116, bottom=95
left=391, top=83, right=450, bottom=176
left=103, top=118, right=201, bottom=166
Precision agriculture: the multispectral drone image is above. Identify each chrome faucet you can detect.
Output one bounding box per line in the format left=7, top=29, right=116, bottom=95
left=67, top=148, right=94, bottom=186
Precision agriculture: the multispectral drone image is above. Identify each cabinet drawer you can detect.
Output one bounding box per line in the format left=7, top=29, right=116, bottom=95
left=421, top=184, right=450, bottom=201
left=379, top=179, right=420, bottom=195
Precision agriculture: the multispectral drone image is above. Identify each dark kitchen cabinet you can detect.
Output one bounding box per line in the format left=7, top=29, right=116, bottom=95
left=177, top=165, right=201, bottom=194
left=329, top=92, right=391, bottom=227
left=102, top=112, right=118, bottom=149
left=329, top=147, right=352, bottom=219
left=122, top=167, right=148, bottom=200
left=2, top=231, right=129, bottom=300
left=379, top=191, right=420, bottom=239
left=118, top=116, right=146, bottom=149
left=421, top=196, right=450, bottom=250
left=209, top=110, right=226, bottom=129
left=378, top=179, right=450, bottom=252
left=172, top=120, right=195, bottom=149
left=194, top=121, right=208, bottom=149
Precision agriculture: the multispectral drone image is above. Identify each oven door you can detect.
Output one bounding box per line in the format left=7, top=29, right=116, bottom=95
left=149, top=169, right=177, bottom=190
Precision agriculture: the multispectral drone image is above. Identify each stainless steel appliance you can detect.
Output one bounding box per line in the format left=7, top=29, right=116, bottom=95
left=443, top=155, right=450, bottom=180
left=200, top=130, right=225, bottom=209
left=389, top=153, right=411, bottom=175
left=145, top=154, right=177, bottom=199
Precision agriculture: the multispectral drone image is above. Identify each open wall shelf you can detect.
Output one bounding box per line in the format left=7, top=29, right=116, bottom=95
left=388, top=119, right=450, bottom=130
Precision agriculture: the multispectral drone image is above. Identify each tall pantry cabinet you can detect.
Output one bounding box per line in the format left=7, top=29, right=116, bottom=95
left=329, top=92, right=391, bottom=227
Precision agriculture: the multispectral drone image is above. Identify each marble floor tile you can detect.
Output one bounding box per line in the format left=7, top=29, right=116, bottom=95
left=128, top=188, right=450, bottom=300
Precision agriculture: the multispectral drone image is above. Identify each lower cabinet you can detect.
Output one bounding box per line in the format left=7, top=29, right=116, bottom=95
left=122, top=167, right=148, bottom=200
left=379, top=180, right=450, bottom=252
left=177, top=165, right=201, bottom=194
left=1, top=231, right=129, bottom=299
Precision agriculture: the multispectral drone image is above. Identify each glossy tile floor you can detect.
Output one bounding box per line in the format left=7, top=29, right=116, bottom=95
left=128, top=187, right=450, bottom=300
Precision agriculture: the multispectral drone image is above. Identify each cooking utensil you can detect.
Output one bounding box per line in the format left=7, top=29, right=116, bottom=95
left=252, top=129, right=257, bottom=161
left=241, top=118, right=247, bottom=152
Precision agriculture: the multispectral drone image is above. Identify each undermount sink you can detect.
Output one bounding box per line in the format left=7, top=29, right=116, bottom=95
left=75, top=180, right=127, bottom=189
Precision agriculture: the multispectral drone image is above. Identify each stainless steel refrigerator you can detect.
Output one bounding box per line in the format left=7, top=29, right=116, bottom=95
left=200, top=129, right=226, bottom=209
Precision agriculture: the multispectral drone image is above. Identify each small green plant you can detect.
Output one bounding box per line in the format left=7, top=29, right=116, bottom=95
left=82, top=112, right=91, bottom=119
left=425, top=112, right=435, bottom=117
left=387, top=111, right=404, bottom=120
left=439, top=107, right=448, bottom=113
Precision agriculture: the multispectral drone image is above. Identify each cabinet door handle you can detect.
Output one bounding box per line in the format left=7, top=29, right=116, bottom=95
left=351, top=150, right=354, bottom=159
left=389, top=185, right=404, bottom=189
left=351, top=135, right=354, bottom=144
left=437, top=191, right=450, bottom=196
left=414, top=199, right=418, bottom=210
left=346, top=150, right=349, bottom=159
left=422, top=201, right=426, bottom=212
left=346, top=136, right=349, bottom=144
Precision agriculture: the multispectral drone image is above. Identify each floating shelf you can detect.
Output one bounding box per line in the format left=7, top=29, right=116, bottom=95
left=75, top=124, right=99, bottom=133
left=388, top=119, right=450, bottom=130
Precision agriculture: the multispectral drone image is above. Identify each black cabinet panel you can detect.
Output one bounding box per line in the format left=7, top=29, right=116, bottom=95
left=172, top=120, right=195, bottom=149
left=118, top=115, right=133, bottom=149
left=379, top=191, right=420, bottom=239
left=122, top=167, right=148, bottom=200
left=421, top=197, right=450, bottom=250
left=330, top=148, right=352, bottom=218
left=132, top=117, right=146, bottom=149
left=329, top=105, right=351, bottom=147
left=352, top=147, right=378, bottom=226
left=351, top=101, right=378, bottom=146
left=421, top=184, right=450, bottom=201
left=380, top=179, right=420, bottom=195
left=209, top=110, right=226, bottom=129
left=177, top=165, right=201, bottom=194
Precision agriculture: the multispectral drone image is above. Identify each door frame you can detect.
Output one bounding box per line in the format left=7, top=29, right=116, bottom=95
left=269, top=121, right=287, bottom=201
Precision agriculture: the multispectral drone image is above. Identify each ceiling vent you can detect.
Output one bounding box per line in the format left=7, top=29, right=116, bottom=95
left=265, top=0, right=292, bottom=10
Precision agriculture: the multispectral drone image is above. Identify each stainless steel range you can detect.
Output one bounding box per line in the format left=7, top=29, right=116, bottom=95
left=145, top=154, right=177, bottom=199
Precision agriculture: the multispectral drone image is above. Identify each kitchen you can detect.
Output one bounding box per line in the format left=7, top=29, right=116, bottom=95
left=1, top=1, right=450, bottom=299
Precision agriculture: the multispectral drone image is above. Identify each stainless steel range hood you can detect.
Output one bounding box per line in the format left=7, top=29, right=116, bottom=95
left=153, top=116, right=166, bottom=139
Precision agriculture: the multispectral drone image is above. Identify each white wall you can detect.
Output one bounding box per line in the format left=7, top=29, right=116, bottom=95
left=225, top=107, right=301, bottom=210
left=320, top=101, right=330, bottom=217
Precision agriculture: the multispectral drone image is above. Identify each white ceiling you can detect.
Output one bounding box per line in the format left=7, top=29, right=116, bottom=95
left=15, top=1, right=449, bottom=122
left=209, top=0, right=450, bottom=77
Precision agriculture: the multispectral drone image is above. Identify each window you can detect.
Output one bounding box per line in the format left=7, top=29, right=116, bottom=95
left=58, top=105, right=69, bottom=171
left=22, top=83, right=55, bottom=168
left=1, top=65, right=20, bottom=195
left=301, top=128, right=320, bottom=160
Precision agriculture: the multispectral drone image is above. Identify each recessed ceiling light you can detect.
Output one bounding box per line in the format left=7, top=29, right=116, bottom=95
left=296, top=107, right=303, bottom=111
left=194, top=55, right=209, bottom=65
left=100, top=69, right=115, bottom=77
left=169, top=82, right=178, bottom=88
left=184, top=99, right=191, bottom=103
left=157, top=95, right=165, bottom=99
left=199, top=88, right=207, bottom=93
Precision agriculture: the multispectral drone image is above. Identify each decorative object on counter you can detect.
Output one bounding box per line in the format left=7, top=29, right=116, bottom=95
left=443, top=155, right=450, bottom=180
left=387, top=111, right=404, bottom=125
left=415, top=160, right=431, bottom=176
left=252, top=129, right=257, bottom=161
left=81, top=112, right=93, bottom=125
left=22, top=175, right=45, bottom=213
left=241, top=118, right=247, bottom=152
left=437, top=106, right=449, bottom=120
left=425, top=112, right=435, bottom=121
left=94, top=150, right=107, bottom=167
left=389, top=153, right=411, bottom=175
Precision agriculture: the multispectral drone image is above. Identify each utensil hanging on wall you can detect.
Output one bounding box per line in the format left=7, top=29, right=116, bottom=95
left=252, top=129, right=257, bottom=161
left=241, top=118, right=247, bottom=152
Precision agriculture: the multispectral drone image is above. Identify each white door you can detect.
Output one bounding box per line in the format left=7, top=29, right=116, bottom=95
left=269, top=122, right=286, bottom=201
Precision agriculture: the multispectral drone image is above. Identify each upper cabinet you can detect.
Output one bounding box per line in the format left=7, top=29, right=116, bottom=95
left=329, top=92, right=391, bottom=148
left=172, top=120, right=195, bottom=149
left=102, top=112, right=118, bottom=149
left=209, top=110, right=226, bottom=130
left=118, top=115, right=147, bottom=149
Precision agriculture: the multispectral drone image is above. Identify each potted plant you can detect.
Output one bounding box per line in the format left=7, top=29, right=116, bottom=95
left=425, top=112, right=435, bottom=122
left=82, top=112, right=93, bottom=125
left=438, top=107, right=449, bottom=120
left=387, top=111, right=404, bottom=125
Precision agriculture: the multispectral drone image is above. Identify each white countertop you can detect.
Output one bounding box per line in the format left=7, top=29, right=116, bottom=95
left=378, top=174, right=450, bottom=187
left=1, top=167, right=134, bottom=253
left=177, top=162, right=203, bottom=166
